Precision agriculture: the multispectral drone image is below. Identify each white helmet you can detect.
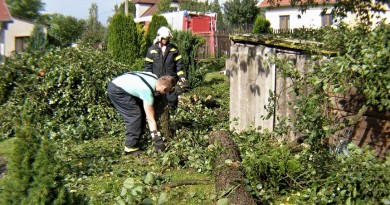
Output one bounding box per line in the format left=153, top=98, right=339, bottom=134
left=155, top=26, right=172, bottom=42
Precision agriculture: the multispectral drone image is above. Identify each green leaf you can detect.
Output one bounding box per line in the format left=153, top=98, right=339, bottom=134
left=224, top=159, right=233, bottom=164
left=217, top=198, right=231, bottom=205
left=123, top=178, right=136, bottom=189
left=144, top=172, right=156, bottom=185
left=120, top=187, right=127, bottom=196
left=116, top=198, right=126, bottom=205
left=141, top=198, right=154, bottom=205
left=131, top=185, right=145, bottom=196
left=157, top=192, right=169, bottom=205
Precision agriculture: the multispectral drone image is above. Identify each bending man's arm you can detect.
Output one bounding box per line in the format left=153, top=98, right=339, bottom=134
left=143, top=101, right=157, bottom=131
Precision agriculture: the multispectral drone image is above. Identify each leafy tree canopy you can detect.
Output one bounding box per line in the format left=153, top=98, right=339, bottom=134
left=81, top=3, right=106, bottom=46
left=5, top=0, right=45, bottom=20
left=223, top=0, right=259, bottom=29
left=107, top=13, right=143, bottom=65
left=46, top=14, right=85, bottom=48
left=114, top=0, right=136, bottom=17
left=158, top=0, right=177, bottom=13
left=27, top=24, right=47, bottom=52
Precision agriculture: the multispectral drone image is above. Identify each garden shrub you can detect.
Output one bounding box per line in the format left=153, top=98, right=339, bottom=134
left=171, top=30, right=205, bottom=88
left=252, top=14, right=271, bottom=34
left=0, top=47, right=132, bottom=140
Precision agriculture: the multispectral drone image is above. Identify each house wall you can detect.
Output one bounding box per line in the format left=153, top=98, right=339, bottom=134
left=265, top=4, right=390, bottom=30
left=346, top=8, right=390, bottom=27
left=135, top=3, right=152, bottom=18
left=0, top=24, right=6, bottom=58
left=162, top=11, right=185, bottom=31
left=264, top=6, right=332, bottom=30
left=3, top=18, right=47, bottom=56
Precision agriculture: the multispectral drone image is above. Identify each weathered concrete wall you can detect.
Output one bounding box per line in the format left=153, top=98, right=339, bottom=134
left=226, top=37, right=388, bottom=158
left=227, top=43, right=276, bottom=132
left=226, top=42, right=311, bottom=139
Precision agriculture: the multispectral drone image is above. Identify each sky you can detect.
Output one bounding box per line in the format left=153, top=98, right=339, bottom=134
left=42, top=0, right=124, bottom=25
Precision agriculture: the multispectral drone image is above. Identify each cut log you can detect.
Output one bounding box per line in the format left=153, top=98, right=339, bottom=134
left=209, top=130, right=258, bottom=205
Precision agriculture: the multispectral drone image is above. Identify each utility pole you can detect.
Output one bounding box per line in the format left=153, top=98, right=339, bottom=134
left=125, top=0, right=128, bottom=16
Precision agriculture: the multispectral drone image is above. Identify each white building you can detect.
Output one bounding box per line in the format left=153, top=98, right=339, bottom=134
left=258, top=0, right=390, bottom=31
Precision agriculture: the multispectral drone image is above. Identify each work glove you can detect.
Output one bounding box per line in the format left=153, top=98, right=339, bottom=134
left=151, top=131, right=166, bottom=152
left=177, top=74, right=189, bottom=94
left=178, top=73, right=187, bottom=83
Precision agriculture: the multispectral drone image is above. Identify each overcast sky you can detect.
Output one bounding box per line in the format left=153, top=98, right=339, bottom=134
left=42, top=0, right=124, bottom=25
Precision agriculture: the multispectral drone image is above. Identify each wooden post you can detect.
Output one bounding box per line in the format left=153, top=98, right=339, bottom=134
left=125, top=0, right=128, bottom=16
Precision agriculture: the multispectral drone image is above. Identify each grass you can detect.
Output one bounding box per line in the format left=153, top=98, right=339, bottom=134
left=0, top=138, right=16, bottom=157
left=66, top=136, right=216, bottom=204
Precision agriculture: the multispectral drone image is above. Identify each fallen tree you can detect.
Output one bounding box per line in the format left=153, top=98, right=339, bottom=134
left=209, top=130, right=258, bottom=205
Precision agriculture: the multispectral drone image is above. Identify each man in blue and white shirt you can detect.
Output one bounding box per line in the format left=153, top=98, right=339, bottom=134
left=107, top=71, right=175, bottom=154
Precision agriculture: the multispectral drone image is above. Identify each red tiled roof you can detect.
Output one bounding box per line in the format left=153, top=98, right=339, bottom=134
left=0, top=0, right=12, bottom=22
left=259, top=0, right=336, bottom=8
left=132, top=0, right=180, bottom=4
left=142, top=4, right=159, bottom=17
left=132, top=0, right=158, bottom=4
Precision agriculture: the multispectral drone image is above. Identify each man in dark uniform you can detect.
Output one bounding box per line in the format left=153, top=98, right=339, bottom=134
left=144, top=26, right=187, bottom=110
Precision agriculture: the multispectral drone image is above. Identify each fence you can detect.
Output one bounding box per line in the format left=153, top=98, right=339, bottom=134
left=197, top=31, right=231, bottom=59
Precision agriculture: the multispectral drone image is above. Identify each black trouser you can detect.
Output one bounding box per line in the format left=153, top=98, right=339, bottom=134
left=107, top=82, right=145, bottom=148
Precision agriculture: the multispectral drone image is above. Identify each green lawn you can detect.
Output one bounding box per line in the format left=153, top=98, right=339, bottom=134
left=0, top=138, right=16, bottom=157
left=53, top=136, right=215, bottom=204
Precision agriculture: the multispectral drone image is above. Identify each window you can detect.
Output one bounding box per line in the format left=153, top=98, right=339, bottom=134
left=15, top=36, right=29, bottom=53
left=279, top=15, right=290, bottom=32
left=322, top=14, right=333, bottom=26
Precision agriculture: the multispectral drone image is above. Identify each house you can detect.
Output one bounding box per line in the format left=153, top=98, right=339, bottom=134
left=0, top=0, right=47, bottom=57
left=0, top=0, right=12, bottom=57
left=132, top=0, right=217, bottom=56
left=4, top=17, right=48, bottom=56
left=258, top=0, right=336, bottom=32
left=258, top=0, right=390, bottom=32
left=133, top=0, right=180, bottom=19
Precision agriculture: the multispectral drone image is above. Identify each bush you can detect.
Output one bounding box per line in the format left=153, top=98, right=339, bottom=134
left=171, top=31, right=205, bottom=88
left=0, top=47, right=132, bottom=140
left=253, top=14, right=271, bottom=34
left=107, top=13, right=144, bottom=66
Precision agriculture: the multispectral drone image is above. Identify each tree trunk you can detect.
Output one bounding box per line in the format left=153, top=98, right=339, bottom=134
left=154, top=95, right=172, bottom=139
left=209, top=130, right=258, bottom=205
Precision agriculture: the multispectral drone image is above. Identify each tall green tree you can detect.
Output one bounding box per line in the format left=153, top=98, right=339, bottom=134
left=0, top=103, right=82, bottom=204
left=5, top=0, right=44, bottom=20
left=47, top=14, right=85, bottom=47
left=81, top=3, right=106, bottom=46
left=26, top=138, right=78, bottom=204
left=179, top=0, right=210, bottom=13
left=223, top=0, right=259, bottom=30
left=252, top=14, right=271, bottom=34
left=210, top=0, right=226, bottom=30
left=27, top=24, right=47, bottom=52
left=107, top=13, right=143, bottom=65
left=158, top=0, right=177, bottom=13
left=113, top=1, right=136, bottom=17
left=171, top=30, right=205, bottom=87
left=0, top=110, right=40, bottom=204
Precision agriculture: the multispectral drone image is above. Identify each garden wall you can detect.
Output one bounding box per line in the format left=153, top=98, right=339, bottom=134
left=226, top=34, right=389, bottom=157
